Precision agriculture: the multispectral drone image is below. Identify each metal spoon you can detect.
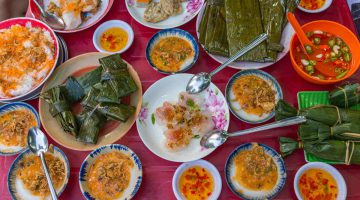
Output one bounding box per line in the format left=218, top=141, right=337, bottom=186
left=33, top=0, right=66, bottom=30
left=186, top=33, right=268, bottom=94
left=28, top=127, right=58, bottom=200
left=200, top=116, right=307, bottom=148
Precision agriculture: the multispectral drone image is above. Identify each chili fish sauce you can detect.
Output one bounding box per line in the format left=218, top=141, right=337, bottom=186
left=179, top=166, right=214, bottom=200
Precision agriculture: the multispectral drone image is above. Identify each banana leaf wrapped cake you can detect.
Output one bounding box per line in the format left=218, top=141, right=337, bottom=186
left=329, top=83, right=360, bottom=108
left=198, top=0, right=298, bottom=62
left=41, top=54, right=137, bottom=144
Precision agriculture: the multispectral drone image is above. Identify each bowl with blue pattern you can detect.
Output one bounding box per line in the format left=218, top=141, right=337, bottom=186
left=146, top=28, right=199, bottom=74
left=7, top=145, right=70, bottom=200
left=224, top=143, right=286, bottom=200
left=225, top=69, right=283, bottom=124
left=0, top=102, right=40, bottom=156
left=79, top=144, right=142, bottom=200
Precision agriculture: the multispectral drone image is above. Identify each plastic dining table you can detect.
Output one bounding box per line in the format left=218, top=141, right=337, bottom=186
left=1, top=0, right=360, bottom=199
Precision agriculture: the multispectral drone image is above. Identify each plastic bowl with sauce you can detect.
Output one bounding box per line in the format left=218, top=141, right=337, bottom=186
left=93, top=20, right=134, bottom=54
left=172, top=159, right=222, bottom=200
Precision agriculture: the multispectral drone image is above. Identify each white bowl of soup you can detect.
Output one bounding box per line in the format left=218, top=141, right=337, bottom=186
left=294, top=162, right=347, bottom=200
left=93, top=20, right=134, bottom=54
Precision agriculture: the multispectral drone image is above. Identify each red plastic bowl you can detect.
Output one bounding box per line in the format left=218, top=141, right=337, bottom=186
left=28, top=0, right=114, bottom=33
left=290, top=20, right=360, bottom=85
left=0, top=17, right=59, bottom=101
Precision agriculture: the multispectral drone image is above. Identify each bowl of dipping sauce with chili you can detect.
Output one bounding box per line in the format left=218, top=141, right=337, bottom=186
left=294, top=162, right=347, bottom=200
left=290, top=20, right=360, bottom=84
left=172, top=159, right=222, bottom=200
left=298, top=0, right=333, bottom=13
left=93, top=20, right=134, bottom=54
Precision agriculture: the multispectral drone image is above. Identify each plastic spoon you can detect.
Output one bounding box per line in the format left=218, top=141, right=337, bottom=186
left=28, top=127, right=58, bottom=200
left=200, top=116, right=307, bottom=148
left=287, top=12, right=337, bottom=77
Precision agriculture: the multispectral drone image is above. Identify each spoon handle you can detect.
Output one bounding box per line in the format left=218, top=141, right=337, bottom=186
left=33, top=0, right=46, bottom=16
left=228, top=116, right=307, bottom=137
left=209, top=33, right=268, bottom=77
left=287, top=12, right=313, bottom=47
left=40, top=152, right=58, bottom=200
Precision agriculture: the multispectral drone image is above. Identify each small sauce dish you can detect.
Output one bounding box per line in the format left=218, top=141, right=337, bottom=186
left=172, top=159, right=222, bottom=200
left=298, top=0, right=333, bottom=13
left=294, top=162, right=347, bottom=200
left=93, top=20, right=134, bottom=54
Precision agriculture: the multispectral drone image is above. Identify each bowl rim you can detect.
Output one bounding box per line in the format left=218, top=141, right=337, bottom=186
left=93, top=20, right=135, bottom=54
left=145, top=28, right=199, bottom=75
left=297, top=0, right=333, bottom=13
left=293, top=162, right=347, bottom=200
left=0, top=17, right=60, bottom=101
left=289, top=20, right=360, bottom=84
left=225, top=69, right=283, bottom=124
left=172, top=159, right=222, bottom=200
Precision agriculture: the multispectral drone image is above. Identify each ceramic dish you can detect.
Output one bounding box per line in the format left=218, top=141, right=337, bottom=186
left=136, top=73, right=229, bottom=162
left=39, top=52, right=142, bottom=151
left=294, top=162, right=347, bottom=200
left=0, top=102, right=40, bottom=156
left=172, top=159, right=222, bottom=200
left=298, top=0, right=333, bottom=13
left=225, top=70, right=283, bottom=124
left=93, top=20, right=134, bottom=54
left=290, top=20, right=360, bottom=85
left=195, top=3, right=294, bottom=70
left=7, top=146, right=70, bottom=200
left=225, top=143, right=286, bottom=200
left=0, top=17, right=59, bottom=102
left=28, top=0, right=114, bottom=33
left=146, top=28, right=199, bottom=74
left=79, top=144, right=142, bottom=200
left=126, top=0, right=204, bottom=29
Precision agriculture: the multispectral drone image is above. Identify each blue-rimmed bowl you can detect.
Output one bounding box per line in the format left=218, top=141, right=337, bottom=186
left=8, top=146, right=70, bottom=200
left=225, top=69, right=283, bottom=124
left=0, top=102, right=40, bottom=156
left=146, top=28, right=199, bottom=74
left=225, top=143, right=286, bottom=200
left=79, top=144, right=142, bottom=200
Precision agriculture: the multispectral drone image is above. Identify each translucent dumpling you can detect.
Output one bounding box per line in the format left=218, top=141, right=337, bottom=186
left=62, top=10, right=82, bottom=30
left=81, top=0, right=100, bottom=12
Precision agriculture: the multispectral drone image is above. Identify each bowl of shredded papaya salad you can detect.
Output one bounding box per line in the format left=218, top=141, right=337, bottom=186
left=0, top=17, right=59, bottom=101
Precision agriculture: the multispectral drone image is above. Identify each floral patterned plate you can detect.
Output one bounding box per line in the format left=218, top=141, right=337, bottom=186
left=126, top=0, right=204, bottom=29
left=136, top=73, right=229, bottom=162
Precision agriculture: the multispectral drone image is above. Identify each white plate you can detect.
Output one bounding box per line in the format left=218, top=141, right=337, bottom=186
left=172, top=159, right=222, bottom=200
left=294, top=162, right=347, bottom=200
left=126, top=0, right=204, bottom=29
left=298, top=0, right=333, bottom=13
left=136, top=73, right=229, bottom=162
left=195, top=3, right=294, bottom=70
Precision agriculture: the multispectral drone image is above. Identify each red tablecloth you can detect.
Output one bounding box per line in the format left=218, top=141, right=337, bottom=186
left=1, top=0, right=360, bottom=199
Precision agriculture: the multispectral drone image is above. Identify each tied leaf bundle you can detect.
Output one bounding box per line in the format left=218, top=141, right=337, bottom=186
left=329, top=83, right=360, bottom=108
left=299, top=120, right=360, bottom=142
left=275, top=100, right=360, bottom=126
left=77, top=108, right=106, bottom=144
left=279, top=137, right=360, bottom=165
left=41, top=86, right=78, bottom=136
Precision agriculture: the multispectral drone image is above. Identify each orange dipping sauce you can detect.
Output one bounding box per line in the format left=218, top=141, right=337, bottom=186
left=179, top=166, right=214, bottom=200
left=100, top=27, right=128, bottom=52
left=300, top=0, right=326, bottom=10
left=299, top=168, right=338, bottom=200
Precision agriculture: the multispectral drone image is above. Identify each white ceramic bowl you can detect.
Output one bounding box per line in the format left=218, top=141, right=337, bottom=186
left=298, top=0, right=333, bottom=13
left=294, top=162, right=347, bottom=200
left=93, top=20, right=134, bottom=54
left=172, top=159, right=222, bottom=200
